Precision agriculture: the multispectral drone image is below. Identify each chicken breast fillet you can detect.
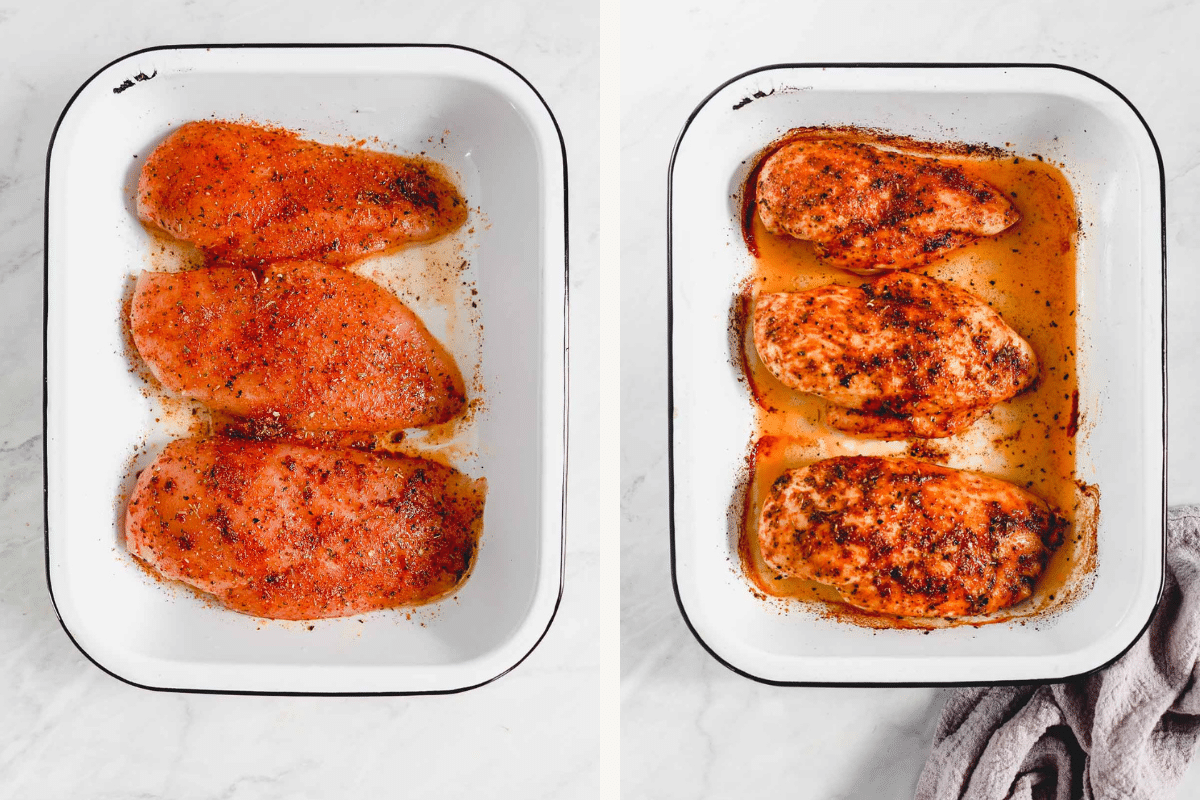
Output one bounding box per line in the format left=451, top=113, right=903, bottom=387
left=125, top=438, right=486, bottom=620
left=753, top=272, right=1038, bottom=439
left=756, top=138, right=1019, bottom=273
left=137, top=121, right=467, bottom=266
left=130, top=261, right=466, bottom=432
left=759, top=457, right=1064, bottom=618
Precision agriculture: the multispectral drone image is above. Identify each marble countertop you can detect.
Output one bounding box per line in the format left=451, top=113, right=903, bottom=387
left=621, top=1, right=1200, bottom=798
left=0, top=1, right=617, bottom=798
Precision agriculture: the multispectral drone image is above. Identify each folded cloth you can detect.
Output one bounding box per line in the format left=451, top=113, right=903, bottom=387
left=915, top=506, right=1200, bottom=800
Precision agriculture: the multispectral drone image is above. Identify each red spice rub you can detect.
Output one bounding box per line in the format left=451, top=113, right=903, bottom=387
left=125, top=437, right=486, bottom=619
left=137, top=120, right=467, bottom=266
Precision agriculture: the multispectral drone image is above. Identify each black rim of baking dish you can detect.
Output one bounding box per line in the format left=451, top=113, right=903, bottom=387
left=42, top=43, right=569, bottom=697
left=666, top=62, right=1168, bottom=688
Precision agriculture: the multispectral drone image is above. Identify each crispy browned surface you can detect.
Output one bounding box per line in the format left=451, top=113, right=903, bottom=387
left=130, top=261, right=466, bottom=433
left=756, top=139, right=1018, bottom=273
left=753, top=272, right=1037, bottom=439
left=137, top=121, right=467, bottom=266
left=125, top=438, right=486, bottom=620
left=825, top=405, right=989, bottom=440
left=759, top=457, right=1063, bottom=617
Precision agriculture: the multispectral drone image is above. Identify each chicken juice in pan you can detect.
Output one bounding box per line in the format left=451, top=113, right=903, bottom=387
left=733, top=130, right=1098, bottom=627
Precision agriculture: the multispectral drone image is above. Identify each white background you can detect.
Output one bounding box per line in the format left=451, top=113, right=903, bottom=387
left=622, top=1, right=1200, bottom=798
left=0, top=1, right=618, bottom=798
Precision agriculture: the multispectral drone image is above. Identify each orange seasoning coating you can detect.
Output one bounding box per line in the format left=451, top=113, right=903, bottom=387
left=125, top=437, right=486, bottom=620
left=130, top=260, right=466, bottom=433
left=137, top=120, right=467, bottom=266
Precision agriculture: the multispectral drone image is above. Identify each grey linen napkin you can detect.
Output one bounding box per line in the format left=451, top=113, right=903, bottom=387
left=915, top=506, right=1200, bottom=800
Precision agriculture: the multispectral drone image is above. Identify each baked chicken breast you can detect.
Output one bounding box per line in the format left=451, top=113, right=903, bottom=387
left=753, top=272, right=1037, bottom=439
left=125, top=438, right=486, bottom=619
left=130, top=260, right=465, bottom=432
left=137, top=121, right=467, bottom=266
left=756, top=138, right=1018, bottom=273
left=759, top=456, right=1064, bottom=618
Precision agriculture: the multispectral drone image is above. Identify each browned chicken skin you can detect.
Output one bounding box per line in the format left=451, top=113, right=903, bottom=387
left=753, top=272, right=1038, bottom=439
left=756, top=138, right=1018, bottom=273
left=125, top=438, right=486, bottom=620
left=130, top=260, right=466, bottom=432
left=137, top=121, right=467, bottom=266
left=759, top=456, right=1064, bottom=618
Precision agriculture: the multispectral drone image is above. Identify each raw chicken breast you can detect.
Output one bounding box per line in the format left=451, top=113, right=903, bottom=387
left=130, top=260, right=465, bottom=432
left=125, top=438, right=486, bottom=619
left=137, top=121, right=467, bottom=266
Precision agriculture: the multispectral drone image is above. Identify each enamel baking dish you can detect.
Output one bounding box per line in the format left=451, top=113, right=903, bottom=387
left=45, top=45, right=567, bottom=694
left=668, top=65, right=1165, bottom=685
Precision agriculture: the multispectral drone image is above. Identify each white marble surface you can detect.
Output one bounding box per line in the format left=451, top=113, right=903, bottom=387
left=621, top=1, right=1200, bottom=798
left=0, top=1, right=617, bottom=798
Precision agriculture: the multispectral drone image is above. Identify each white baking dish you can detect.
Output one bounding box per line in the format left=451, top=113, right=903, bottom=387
left=668, top=65, right=1165, bottom=684
left=45, top=45, right=567, bottom=694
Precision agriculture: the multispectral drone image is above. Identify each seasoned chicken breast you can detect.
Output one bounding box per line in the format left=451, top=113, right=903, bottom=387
left=753, top=273, right=1037, bottom=439
left=130, top=261, right=465, bottom=432
left=759, top=456, right=1064, bottom=618
left=125, top=438, right=486, bottom=620
left=825, top=405, right=990, bottom=441
left=137, top=121, right=467, bottom=266
left=756, top=138, right=1018, bottom=273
